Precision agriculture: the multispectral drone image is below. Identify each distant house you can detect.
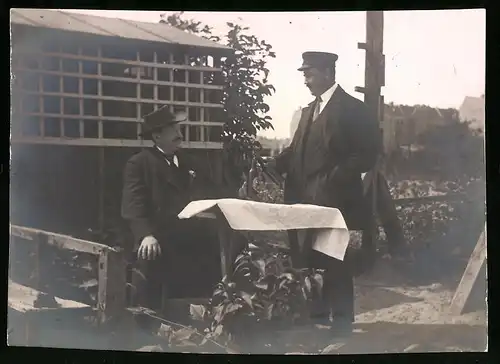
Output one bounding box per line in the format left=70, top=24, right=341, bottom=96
left=381, top=104, right=417, bottom=153
left=410, top=105, right=454, bottom=135
left=439, top=108, right=460, bottom=125
left=257, top=136, right=289, bottom=157
left=459, top=95, right=485, bottom=132
left=381, top=104, right=458, bottom=154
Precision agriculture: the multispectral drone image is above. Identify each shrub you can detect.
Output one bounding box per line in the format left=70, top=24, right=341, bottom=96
left=190, top=244, right=324, bottom=344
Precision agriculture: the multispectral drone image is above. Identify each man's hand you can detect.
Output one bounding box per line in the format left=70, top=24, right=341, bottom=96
left=238, top=180, right=249, bottom=199
left=138, top=235, right=162, bottom=260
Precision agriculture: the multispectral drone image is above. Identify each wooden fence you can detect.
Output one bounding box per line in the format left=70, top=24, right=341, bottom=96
left=394, top=193, right=468, bottom=207
left=9, top=224, right=127, bottom=323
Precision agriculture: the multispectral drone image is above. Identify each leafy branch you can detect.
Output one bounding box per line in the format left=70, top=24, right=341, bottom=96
left=129, top=306, right=238, bottom=353
left=159, top=12, right=276, bottom=159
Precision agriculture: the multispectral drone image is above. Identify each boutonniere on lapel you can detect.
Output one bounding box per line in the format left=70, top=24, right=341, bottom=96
left=188, top=169, right=197, bottom=187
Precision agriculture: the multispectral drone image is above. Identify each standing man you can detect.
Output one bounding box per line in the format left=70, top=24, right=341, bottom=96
left=267, top=52, right=382, bottom=336
left=121, top=106, right=221, bottom=312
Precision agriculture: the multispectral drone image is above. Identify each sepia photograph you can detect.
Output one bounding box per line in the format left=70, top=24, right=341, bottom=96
left=9, top=8, right=486, bottom=354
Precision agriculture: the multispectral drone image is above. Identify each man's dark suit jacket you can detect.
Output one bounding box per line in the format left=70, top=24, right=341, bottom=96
left=275, top=86, right=382, bottom=250
left=121, top=147, right=222, bottom=252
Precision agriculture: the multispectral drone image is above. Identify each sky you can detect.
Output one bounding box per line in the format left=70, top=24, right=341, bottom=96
left=66, top=9, right=486, bottom=139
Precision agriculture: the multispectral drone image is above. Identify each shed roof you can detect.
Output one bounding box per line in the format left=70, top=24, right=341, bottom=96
left=10, top=8, right=232, bottom=52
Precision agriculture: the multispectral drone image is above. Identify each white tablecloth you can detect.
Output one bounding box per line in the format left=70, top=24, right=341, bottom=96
left=178, top=199, right=350, bottom=261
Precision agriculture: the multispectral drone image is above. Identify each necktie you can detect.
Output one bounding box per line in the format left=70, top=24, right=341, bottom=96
left=312, top=96, right=322, bottom=121
left=166, top=155, right=176, bottom=167
left=299, top=96, right=322, bottom=168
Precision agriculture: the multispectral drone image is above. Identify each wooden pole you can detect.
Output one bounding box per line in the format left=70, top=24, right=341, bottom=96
left=96, top=45, right=105, bottom=234
left=97, top=249, right=127, bottom=323
left=356, top=11, right=386, bottom=246
left=356, top=11, right=385, bottom=122
left=99, top=147, right=104, bottom=233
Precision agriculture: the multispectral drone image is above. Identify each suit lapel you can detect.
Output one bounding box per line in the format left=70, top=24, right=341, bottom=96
left=316, top=86, right=343, bottom=131
left=291, top=104, right=314, bottom=145
left=299, top=87, right=344, bottom=177
left=294, top=86, right=343, bottom=148
left=287, top=104, right=314, bottom=177
left=147, top=148, right=184, bottom=191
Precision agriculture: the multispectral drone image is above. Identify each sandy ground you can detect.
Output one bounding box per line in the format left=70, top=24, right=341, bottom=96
left=355, top=262, right=487, bottom=327
left=346, top=261, right=487, bottom=354
left=7, top=263, right=487, bottom=354
left=270, top=265, right=487, bottom=354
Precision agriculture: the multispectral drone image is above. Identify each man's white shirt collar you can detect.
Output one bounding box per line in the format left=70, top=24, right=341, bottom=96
left=315, top=83, right=338, bottom=116
left=155, top=146, right=179, bottom=167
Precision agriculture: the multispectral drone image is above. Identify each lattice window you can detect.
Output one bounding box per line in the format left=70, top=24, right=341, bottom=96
left=11, top=42, right=226, bottom=148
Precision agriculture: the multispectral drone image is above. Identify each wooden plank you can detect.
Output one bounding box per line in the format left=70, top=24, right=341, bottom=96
left=13, top=67, right=224, bottom=90
left=169, top=53, right=175, bottom=115
left=394, top=193, right=468, bottom=206
left=78, top=49, right=85, bottom=137
left=9, top=224, right=119, bottom=255
left=184, top=54, right=191, bottom=142
left=98, top=148, right=105, bottom=232
left=18, top=112, right=225, bottom=125
left=153, top=51, right=159, bottom=112
left=38, top=66, right=45, bottom=137
left=136, top=51, right=142, bottom=138
left=15, top=50, right=224, bottom=72
left=449, top=226, right=487, bottom=315
left=8, top=280, right=92, bottom=347
left=200, top=69, right=205, bottom=142
left=32, top=233, right=42, bottom=293
left=20, top=233, right=40, bottom=345
left=8, top=280, right=90, bottom=313
left=30, top=233, right=60, bottom=310
left=10, top=137, right=224, bottom=149
left=97, top=46, right=104, bottom=140
left=97, top=250, right=127, bottom=323
left=19, top=90, right=224, bottom=108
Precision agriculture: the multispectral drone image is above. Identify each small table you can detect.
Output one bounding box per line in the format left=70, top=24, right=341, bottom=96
left=194, top=210, right=237, bottom=279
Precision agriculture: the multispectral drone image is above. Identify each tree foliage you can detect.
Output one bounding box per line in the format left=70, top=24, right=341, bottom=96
left=388, top=118, right=485, bottom=181
left=160, top=12, right=276, bottom=157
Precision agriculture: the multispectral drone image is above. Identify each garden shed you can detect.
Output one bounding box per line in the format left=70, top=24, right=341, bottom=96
left=10, top=9, right=233, bottom=239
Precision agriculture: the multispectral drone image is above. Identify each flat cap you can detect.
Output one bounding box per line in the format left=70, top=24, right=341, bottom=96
left=298, top=51, right=338, bottom=71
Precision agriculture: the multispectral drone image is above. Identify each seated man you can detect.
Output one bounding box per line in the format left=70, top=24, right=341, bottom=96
left=121, top=106, right=222, bottom=312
